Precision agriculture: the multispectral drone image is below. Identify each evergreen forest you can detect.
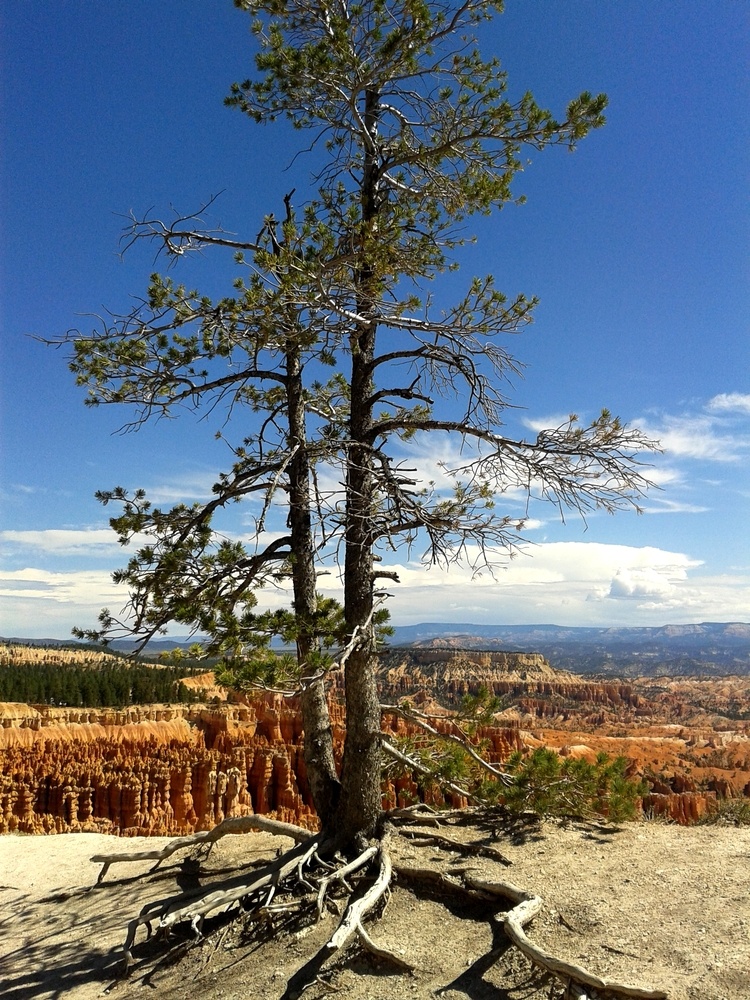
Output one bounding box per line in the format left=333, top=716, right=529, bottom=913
left=0, top=657, right=202, bottom=708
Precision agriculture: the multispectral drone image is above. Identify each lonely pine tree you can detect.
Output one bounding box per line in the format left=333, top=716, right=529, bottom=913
left=65, top=0, right=655, bottom=865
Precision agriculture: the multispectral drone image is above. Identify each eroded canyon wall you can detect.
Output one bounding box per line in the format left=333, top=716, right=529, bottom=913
left=0, top=692, right=529, bottom=835
left=2, top=649, right=749, bottom=833
left=0, top=696, right=321, bottom=835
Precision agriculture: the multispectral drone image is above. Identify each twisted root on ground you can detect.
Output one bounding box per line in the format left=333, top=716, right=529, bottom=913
left=90, top=811, right=667, bottom=1000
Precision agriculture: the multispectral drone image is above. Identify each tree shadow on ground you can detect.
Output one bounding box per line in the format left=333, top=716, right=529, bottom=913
left=435, top=921, right=556, bottom=1000
left=0, top=848, right=285, bottom=1000
left=449, top=807, right=546, bottom=847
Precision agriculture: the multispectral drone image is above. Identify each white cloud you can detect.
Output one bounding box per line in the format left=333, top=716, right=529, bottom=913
left=522, top=414, right=577, bottom=433
left=639, top=414, right=746, bottom=462
left=707, top=392, right=750, bottom=415
left=3, top=540, right=748, bottom=638
left=143, top=471, right=221, bottom=504
left=269, top=541, right=717, bottom=627
left=645, top=466, right=683, bottom=488
left=640, top=394, right=750, bottom=464
left=1, top=528, right=122, bottom=556
left=608, top=569, right=676, bottom=600
left=642, top=498, right=709, bottom=515
left=0, top=527, right=158, bottom=558
left=0, top=567, right=129, bottom=638
left=0, top=567, right=122, bottom=602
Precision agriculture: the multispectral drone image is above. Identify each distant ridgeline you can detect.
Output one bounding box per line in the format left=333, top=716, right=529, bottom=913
left=374, top=647, right=561, bottom=707
left=388, top=623, right=750, bottom=677
left=92, top=622, right=750, bottom=676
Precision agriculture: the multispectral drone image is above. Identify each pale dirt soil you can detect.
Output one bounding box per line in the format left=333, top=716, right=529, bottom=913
left=1, top=818, right=749, bottom=1000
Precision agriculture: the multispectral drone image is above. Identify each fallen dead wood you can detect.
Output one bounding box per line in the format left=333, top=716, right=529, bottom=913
left=91, top=814, right=311, bottom=884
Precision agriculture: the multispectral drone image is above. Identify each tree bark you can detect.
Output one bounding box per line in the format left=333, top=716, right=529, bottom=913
left=286, top=336, right=340, bottom=826
left=336, top=319, right=382, bottom=842
left=334, top=85, right=384, bottom=846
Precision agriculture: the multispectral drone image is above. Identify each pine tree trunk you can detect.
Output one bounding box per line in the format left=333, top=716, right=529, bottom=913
left=334, top=86, right=384, bottom=846
left=336, top=343, right=382, bottom=843
left=286, top=339, right=340, bottom=827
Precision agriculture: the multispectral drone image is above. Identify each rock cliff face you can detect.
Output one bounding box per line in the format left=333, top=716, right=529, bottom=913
left=375, top=649, right=647, bottom=721
left=0, top=691, right=527, bottom=836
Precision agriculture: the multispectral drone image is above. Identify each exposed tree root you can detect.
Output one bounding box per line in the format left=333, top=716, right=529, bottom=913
left=324, top=841, right=392, bottom=958
left=315, top=845, right=377, bottom=919
left=90, top=818, right=667, bottom=1000
left=386, top=802, right=443, bottom=826
left=92, top=820, right=408, bottom=989
left=121, top=834, right=321, bottom=972
left=478, top=876, right=668, bottom=1000
left=392, top=864, right=667, bottom=999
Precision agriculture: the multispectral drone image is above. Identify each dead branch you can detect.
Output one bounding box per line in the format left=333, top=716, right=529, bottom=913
left=91, top=814, right=311, bottom=884
left=380, top=736, right=478, bottom=803
left=386, top=803, right=441, bottom=821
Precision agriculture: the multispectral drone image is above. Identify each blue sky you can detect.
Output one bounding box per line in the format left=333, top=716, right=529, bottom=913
left=1, top=1, right=748, bottom=639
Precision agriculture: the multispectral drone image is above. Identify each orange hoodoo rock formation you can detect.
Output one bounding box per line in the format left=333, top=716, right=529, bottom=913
left=2, top=650, right=749, bottom=834
left=0, top=695, right=323, bottom=836
left=0, top=692, right=527, bottom=836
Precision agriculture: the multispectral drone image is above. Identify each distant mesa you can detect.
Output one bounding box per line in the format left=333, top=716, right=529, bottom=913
left=3, top=621, right=749, bottom=676
left=389, top=621, right=750, bottom=677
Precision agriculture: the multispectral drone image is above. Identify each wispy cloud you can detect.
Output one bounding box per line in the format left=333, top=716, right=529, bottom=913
left=640, top=395, right=750, bottom=463
left=706, top=392, right=750, bottom=415
left=639, top=413, right=745, bottom=462
left=0, top=567, right=122, bottom=602
left=0, top=528, right=143, bottom=557
left=642, top=498, right=709, bottom=515
left=8, top=483, right=39, bottom=495
left=521, top=414, right=578, bottom=434
left=144, top=471, right=221, bottom=504
left=3, top=540, right=748, bottom=638
left=257, top=541, right=715, bottom=626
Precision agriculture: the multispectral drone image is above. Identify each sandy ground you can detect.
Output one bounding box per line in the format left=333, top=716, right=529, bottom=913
left=1, top=818, right=749, bottom=1000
